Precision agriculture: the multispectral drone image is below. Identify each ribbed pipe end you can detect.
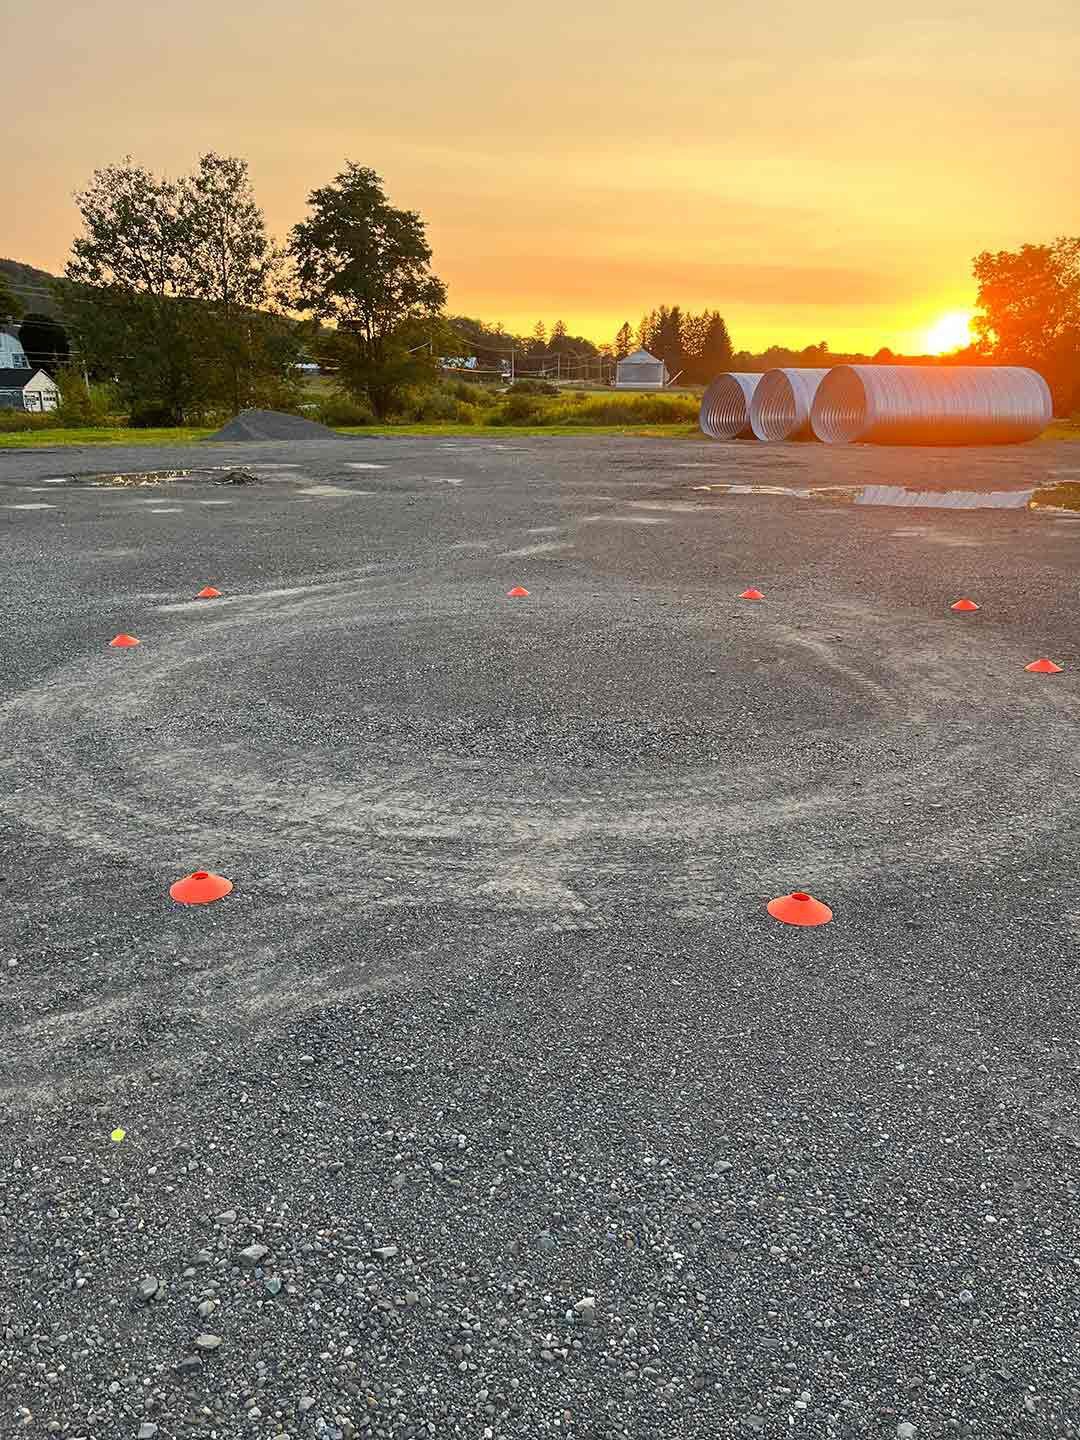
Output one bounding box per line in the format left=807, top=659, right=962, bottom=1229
left=750, top=371, right=799, bottom=442
left=700, top=374, right=759, bottom=440
left=811, top=367, right=868, bottom=444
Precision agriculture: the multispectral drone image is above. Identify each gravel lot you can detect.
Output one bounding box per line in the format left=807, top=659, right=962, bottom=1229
left=2, top=434, right=1080, bottom=1440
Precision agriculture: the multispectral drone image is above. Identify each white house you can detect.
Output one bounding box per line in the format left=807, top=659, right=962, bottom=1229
left=0, top=328, right=60, bottom=412
left=0, top=366, right=61, bottom=412
left=614, top=347, right=668, bottom=389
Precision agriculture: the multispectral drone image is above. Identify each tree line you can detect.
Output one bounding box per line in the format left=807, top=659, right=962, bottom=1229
left=2, top=153, right=1078, bottom=420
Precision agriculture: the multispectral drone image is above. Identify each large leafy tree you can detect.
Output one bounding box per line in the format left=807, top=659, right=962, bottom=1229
left=972, top=237, right=1080, bottom=412
left=179, top=152, right=292, bottom=414
left=288, top=163, right=446, bottom=418
left=63, top=160, right=203, bottom=422
left=63, top=155, right=299, bottom=423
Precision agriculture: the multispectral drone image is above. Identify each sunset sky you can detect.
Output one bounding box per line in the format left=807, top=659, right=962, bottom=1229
left=6, top=0, right=1078, bottom=354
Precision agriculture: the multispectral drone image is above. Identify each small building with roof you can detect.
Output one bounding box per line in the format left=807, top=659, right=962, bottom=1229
left=614, top=348, right=668, bottom=390
left=0, top=328, right=60, bottom=412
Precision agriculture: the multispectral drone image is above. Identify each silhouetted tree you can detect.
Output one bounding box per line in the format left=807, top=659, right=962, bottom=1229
left=289, top=162, right=446, bottom=418
left=973, top=237, right=1080, bottom=413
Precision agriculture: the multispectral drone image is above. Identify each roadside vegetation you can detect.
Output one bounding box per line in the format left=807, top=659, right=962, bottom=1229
left=0, top=380, right=701, bottom=447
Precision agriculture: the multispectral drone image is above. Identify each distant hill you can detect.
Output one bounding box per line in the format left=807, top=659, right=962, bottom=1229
left=0, top=258, right=65, bottom=319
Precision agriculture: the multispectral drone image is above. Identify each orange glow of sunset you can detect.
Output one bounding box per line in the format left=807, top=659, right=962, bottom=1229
left=924, top=311, right=974, bottom=355
left=3, top=0, right=1078, bottom=354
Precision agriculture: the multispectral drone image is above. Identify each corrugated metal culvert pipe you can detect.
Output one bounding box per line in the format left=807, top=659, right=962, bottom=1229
left=811, top=365, right=1053, bottom=445
left=699, top=372, right=761, bottom=439
left=750, top=368, right=830, bottom=441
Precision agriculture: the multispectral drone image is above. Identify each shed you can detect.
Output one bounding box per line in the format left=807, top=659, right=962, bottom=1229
left=0, top=367, right=61, bottom=412
left=615, top=348, right=668, bottom=389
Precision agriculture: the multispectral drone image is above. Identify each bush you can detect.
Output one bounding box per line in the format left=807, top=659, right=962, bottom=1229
left=507, top=378, right=559, bottom=397
left=130, top=403, right=177, bottom=428
left=482, top=391, right=699, bottom=428
left=486, top=393, right=545, bottom=425
left=56, top=370, right=117, bottom=426
left=0, top=409, right=62, bottom=433
left=396, top=386, right=459, bottom=422
left=314, top=391, right=377, bottom=427
left=546, top=394, right=700, bottom=425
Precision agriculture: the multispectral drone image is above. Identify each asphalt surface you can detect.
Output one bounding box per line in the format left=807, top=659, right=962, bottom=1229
left=2, top=434, right=1080, bottom=1440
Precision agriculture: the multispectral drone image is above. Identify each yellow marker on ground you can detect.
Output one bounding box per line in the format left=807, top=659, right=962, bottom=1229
left=111, top=1128, right=126, bottom=1143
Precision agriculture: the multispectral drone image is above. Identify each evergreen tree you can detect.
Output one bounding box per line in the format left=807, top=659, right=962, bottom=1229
left=698, top=311, right=734, bottom=380
left=614, top=321, right=633, bottom=359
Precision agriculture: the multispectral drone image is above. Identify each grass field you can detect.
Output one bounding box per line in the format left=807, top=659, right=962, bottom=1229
left=0, top=421, right=700, bottom=449
left=1, top=417, right=1075, bottom=451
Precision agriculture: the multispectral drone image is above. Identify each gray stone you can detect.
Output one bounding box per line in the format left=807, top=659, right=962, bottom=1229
left=239, top=1243, right=269, bottom=1267
left=897, top=1425, right=918, bottom=1440
left=138, top=1426, right=159, bottom=1439
left=373, top=1245, right=398, bottom=1260
left=194, top=1333, right=222, bottom=1350
left=138, top=1277, right=160, bottom=1302
left=298, top=1398, right=316, bottom=1414
left=264, top=1277, right=283, bottom=1296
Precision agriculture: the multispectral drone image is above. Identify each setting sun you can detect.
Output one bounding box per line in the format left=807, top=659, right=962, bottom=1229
left=925, top=310, right=973, bottom=354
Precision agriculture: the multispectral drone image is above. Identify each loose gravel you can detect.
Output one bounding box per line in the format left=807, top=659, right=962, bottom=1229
left=1, top=434, right=1079, bottom=1439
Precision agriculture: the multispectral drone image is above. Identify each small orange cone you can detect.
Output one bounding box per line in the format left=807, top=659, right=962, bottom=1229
left=109, top=634, right=140, bottom=648
left=951, top=598, right=979, bottom=612
left=1024, top=657, right=1063, bottom=673
left=739, top=588, right=764, bottom=601
left=196, top=586, right=222, bottom=599
left=507, top=586, right=530, bottom=597
left=169, top=870, right=233, bottom=904
left=767, top=891, right=833, bottom=926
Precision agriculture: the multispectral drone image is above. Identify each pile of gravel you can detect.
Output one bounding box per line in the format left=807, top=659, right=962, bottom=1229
left=203, top=410, right=346, bottom=443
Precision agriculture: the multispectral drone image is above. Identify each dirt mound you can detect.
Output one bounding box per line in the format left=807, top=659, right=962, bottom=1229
left=204, top=409, right=345, bottom=442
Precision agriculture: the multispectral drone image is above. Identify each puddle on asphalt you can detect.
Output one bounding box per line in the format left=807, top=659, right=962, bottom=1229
left=687, top=480, right=1080, bottom=513
left=88, top=468, right=194, bottom=487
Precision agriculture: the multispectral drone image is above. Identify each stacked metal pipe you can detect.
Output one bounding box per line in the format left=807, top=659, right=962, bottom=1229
left=810, top=365, right=1052, bottom=445
left=699, top=363, right=1052, bottom=446
left=699, top=373, right=761, bottom=439
left=749, top=368, right=830, bottom=442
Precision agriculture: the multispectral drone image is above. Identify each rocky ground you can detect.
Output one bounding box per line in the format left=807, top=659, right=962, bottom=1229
left=1, top=434, right=1079, bottom=1439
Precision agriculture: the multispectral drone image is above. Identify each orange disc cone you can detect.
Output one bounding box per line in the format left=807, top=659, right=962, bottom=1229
left=1024, top=657, right=1063, bottom=673
left=169, top=870, right=233, bottom=904
left=767, top=891, right=833, bottom=926
left=951, top=598, right=979, bottom=612
left=196, top=586, right=222, bottom=599
left=506, top=586, right=530, bottom=597
left=109, top=633, right=140, bottom=648
left=739, top=588, right=765, bottom=601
